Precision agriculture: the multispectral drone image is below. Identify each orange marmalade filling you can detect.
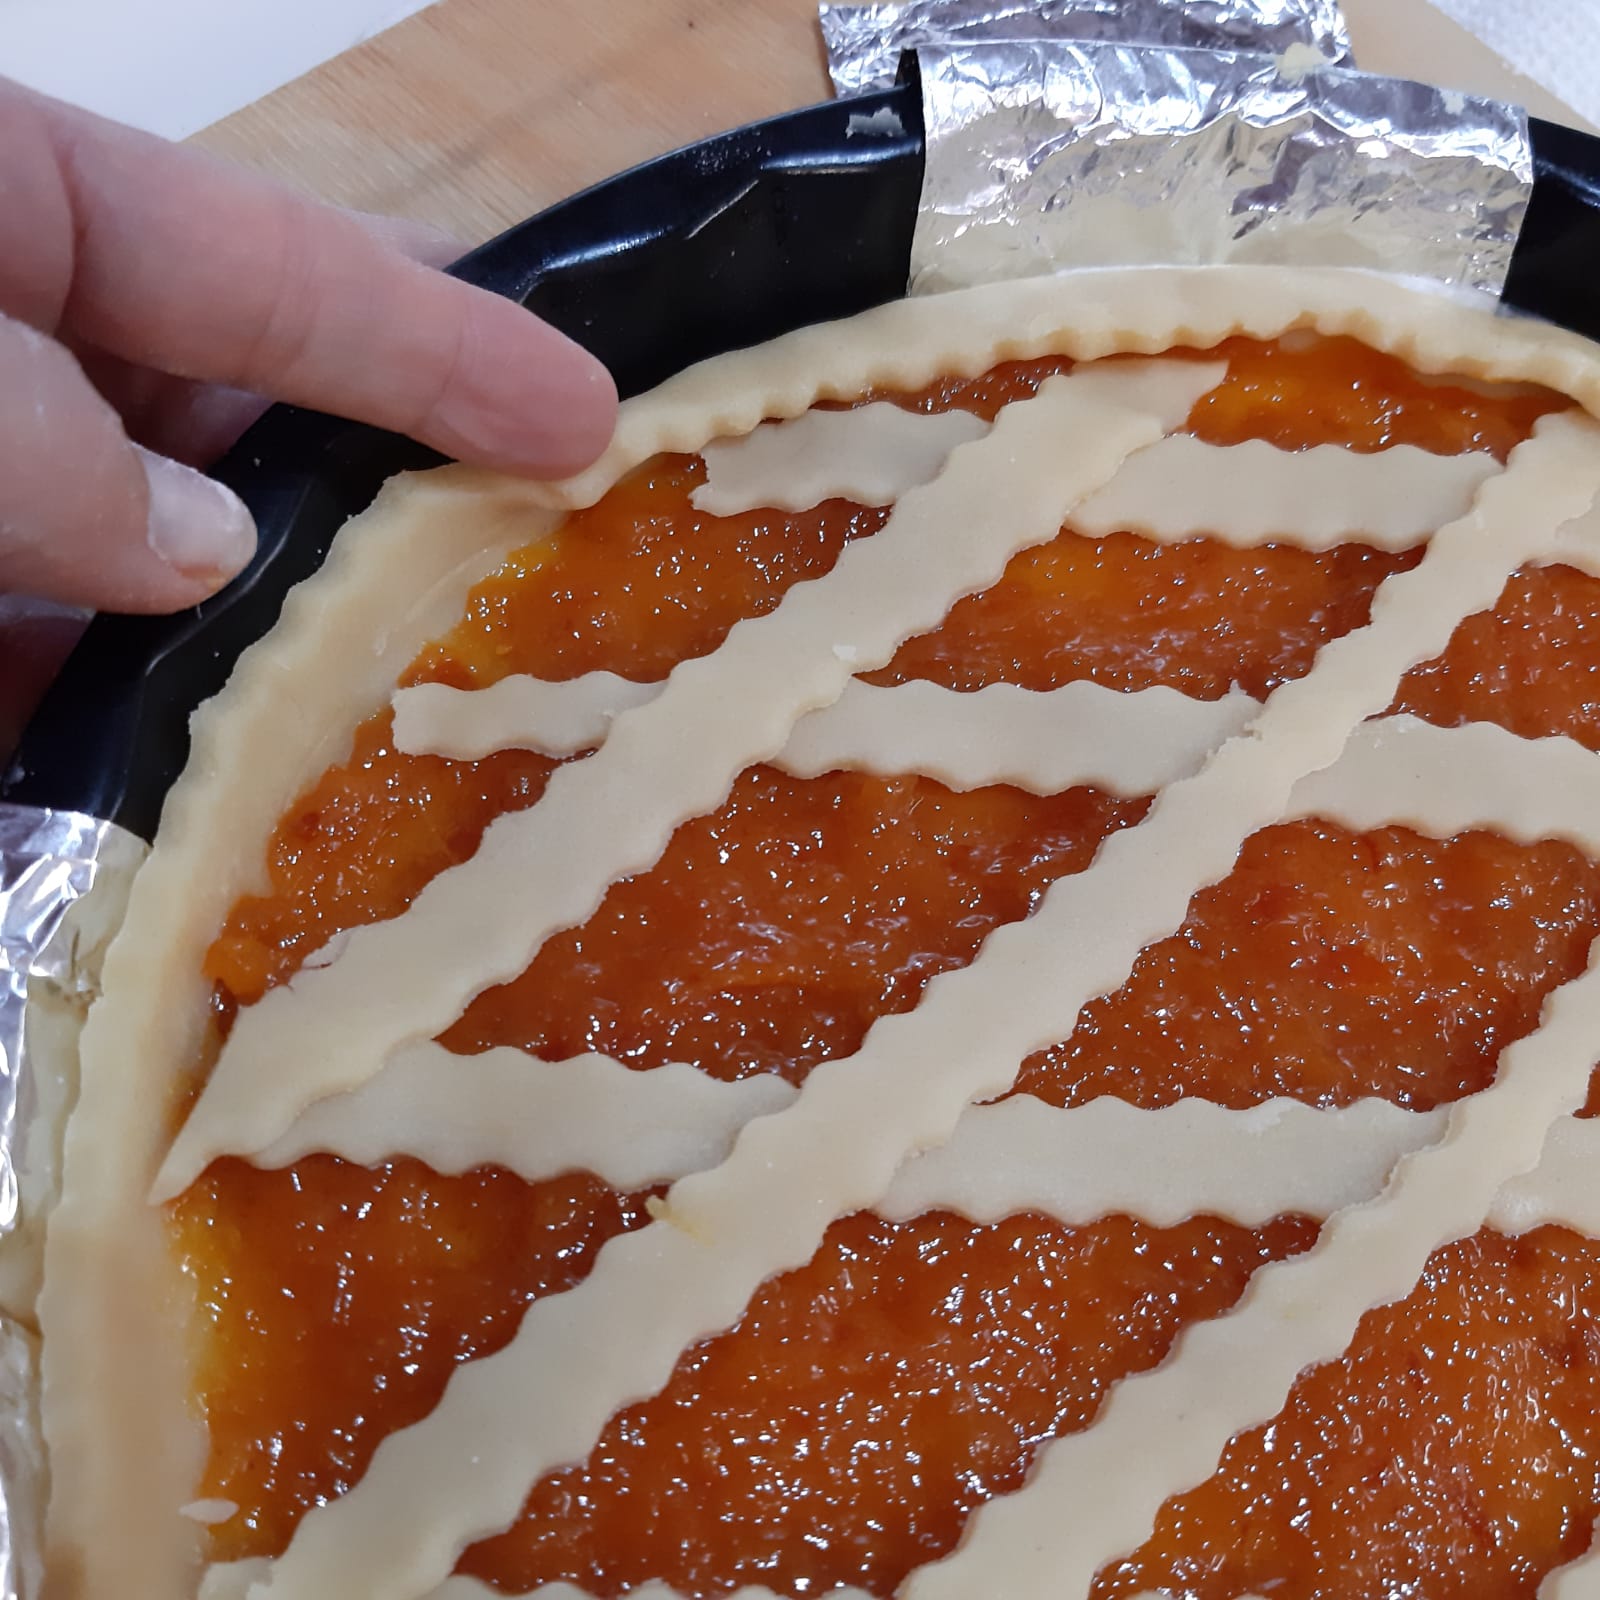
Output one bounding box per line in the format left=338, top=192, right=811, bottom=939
left=172, top=336, right=1600, bottom=1598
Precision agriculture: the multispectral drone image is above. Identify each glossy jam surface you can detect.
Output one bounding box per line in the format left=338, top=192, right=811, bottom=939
left=1111, top=1226, right=1600, bottom=1600
left=173, top=1164, right=656, bottom=1560
left=175, top=336, right=1600, bottom=1595
left=447, top=772, right=1144, bottom=1074
left=451, top=1219, right=1600, bottom=1600
left=1014, top=819, right=1600, bottom=1112
left=465, top=1211, right=1320, bottom=1596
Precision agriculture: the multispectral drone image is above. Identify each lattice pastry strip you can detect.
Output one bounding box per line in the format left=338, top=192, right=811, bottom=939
left=265, top=706, right=1600, bottom=1240
left=913, top=878, right=1600, bottom=1596
left=1542, top=1536, right=1600, bottom=1599
left=61, top=272, right=1600, bottom=1600
left=204, top=1571, right=875, bottom=1600
left=204, top=1543, right=1600, bottom=1600
left=197, top=370, right=1600, bottom=1597
left=245, top=1067, right=1600, bottom=1242
left=159, top=361, right=1224, bottom=1200
left=689, top=400, right=1500, bottom=541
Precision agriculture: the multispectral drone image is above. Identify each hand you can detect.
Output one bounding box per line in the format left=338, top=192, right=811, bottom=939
left=0, top=77, right=619, bottom=758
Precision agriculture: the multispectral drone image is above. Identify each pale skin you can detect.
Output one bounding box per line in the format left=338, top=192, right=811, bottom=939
left=0, top=76, right=619, bottom=758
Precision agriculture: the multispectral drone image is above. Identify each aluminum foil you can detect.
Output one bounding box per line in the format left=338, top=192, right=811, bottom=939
left=821, top=0, right=1354, bottom=95
left=909, top=41, right=1532, bottom=296
left=0, top=804, right=146, bottom=1600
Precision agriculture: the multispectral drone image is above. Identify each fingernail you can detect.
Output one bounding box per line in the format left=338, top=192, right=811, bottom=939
left=138, top=445, right=257, bottom=583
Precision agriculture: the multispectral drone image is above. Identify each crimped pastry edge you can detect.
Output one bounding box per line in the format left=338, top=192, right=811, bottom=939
left=40, top=266, right=1600, bottom=1600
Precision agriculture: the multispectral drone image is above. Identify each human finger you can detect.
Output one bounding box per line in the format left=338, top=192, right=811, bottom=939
left=6, top=82, right=617, bottom=478
left=69, top=345, right=269, bottom=468
left=64, top=212, right=470, bottom=470
left=0, top=312, right=254, bottom=611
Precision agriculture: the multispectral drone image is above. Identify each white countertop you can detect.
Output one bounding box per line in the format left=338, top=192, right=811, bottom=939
left=1, top=0, right=437, bottom=138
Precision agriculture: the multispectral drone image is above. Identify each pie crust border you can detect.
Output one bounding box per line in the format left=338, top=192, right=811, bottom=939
left=39, top=265, right=1600, bottom=1600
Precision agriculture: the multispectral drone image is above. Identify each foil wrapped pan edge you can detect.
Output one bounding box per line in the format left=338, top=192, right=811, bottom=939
left=0, top=804, right=147, bottom=1600
left=822, top=0, right=1355, bottom=95
left=910, top=41, right=1532, bottom=297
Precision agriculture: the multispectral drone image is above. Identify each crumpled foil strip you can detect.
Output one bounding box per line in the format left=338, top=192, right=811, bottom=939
left=909, top=41, right=1532, bottom=296
left=0, top=805, right=147, bottom=1599
left=821, top=0, right=1355, bottom=94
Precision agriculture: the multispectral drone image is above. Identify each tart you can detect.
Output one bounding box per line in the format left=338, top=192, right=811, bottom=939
left=40, top=266, right=1600, bottom=1600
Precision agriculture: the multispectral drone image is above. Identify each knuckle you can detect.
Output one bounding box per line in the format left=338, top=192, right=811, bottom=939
left=232, top=193, right=326, bottom=391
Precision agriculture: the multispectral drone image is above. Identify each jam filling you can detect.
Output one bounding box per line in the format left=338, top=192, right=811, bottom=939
left=174, top=336, right=1600, bottom=1595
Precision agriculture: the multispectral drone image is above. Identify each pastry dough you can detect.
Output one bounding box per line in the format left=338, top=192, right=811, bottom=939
left=42, top=267, right=1600, bottom=1600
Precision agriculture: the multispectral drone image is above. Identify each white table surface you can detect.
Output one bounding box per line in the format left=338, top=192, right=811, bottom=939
left=1, top=0, right=438, bottom=138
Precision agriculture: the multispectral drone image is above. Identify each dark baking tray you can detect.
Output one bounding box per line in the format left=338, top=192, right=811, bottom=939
left=6, top=76, right=1598, bottom=840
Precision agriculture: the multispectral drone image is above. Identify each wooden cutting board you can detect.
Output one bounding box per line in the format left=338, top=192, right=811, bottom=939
left=193, top=0, right=832, bottom=243
left=193, top=0, right=1590, bottom=246
left=196, top=0, right=1587, bottom=246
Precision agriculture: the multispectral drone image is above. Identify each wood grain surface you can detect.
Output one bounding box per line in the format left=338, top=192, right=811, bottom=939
left=192, top=0, right=1592, bottom=246
left=194, top=0, right=831, bottom=243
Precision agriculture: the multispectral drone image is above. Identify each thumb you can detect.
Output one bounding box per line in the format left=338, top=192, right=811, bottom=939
left=0, top=309, right=255, bottom=612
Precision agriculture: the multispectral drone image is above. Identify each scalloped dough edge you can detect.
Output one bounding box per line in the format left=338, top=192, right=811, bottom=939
left=40, top=267, right=1600, bottom=1600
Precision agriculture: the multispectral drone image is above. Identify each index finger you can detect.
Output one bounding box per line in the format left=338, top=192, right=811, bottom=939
left=3, top=80, right=617, bottom=478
